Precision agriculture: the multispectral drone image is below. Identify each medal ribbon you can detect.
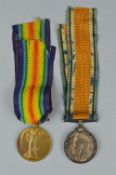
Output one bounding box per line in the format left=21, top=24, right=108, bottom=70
left=59, top=7, right=98, bottom=122
left=12, top=19, right=56, bottom=124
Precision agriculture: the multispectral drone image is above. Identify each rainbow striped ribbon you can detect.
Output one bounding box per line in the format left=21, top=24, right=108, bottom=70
left=58, top=7, right=99, bottom=122
left=12, top=19, right=56, bottom=124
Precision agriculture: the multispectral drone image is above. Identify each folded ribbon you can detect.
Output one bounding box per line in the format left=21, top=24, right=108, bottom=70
left=58, top=7, right=98, bottom=122
left=12, top=19, right=56, bottom=124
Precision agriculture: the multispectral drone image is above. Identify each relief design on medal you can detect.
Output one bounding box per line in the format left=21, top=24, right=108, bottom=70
left=64, top=128, right=97, bottom=163
left=17, top=127, right=52, bottom=162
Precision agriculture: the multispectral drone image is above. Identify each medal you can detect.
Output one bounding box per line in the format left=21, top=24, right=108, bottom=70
left=12, top=19, right=56, bottom=161
left=17, top=126, right=52, bottom=161
left=64, top=122, right=97, bottom=163
left=58, top=7, right=98, bottom=163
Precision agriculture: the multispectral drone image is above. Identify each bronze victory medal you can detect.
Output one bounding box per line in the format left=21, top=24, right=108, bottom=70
left=17, top=126, right=52, bottom=162
left=64, top=126, right=97, bottom=163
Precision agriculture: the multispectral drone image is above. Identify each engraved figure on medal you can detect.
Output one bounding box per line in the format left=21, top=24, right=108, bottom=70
left=20, top=128, right=40, bottom=160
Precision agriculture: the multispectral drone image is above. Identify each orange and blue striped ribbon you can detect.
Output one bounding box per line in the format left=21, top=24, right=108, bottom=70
left=12, top=19, right=55, bottom=124
left=58, top=7, right=98, bottom=122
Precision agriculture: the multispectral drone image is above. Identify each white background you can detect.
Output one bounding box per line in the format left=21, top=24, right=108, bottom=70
left=0, top=0, right=116, bottom=174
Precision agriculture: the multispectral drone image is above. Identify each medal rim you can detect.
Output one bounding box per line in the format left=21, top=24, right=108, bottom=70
left=64, top=127, right=97, bottom=164
left=17, top=126, right=52, bottom=162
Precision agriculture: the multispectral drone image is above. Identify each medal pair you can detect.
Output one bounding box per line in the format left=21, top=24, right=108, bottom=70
left=12, top=7, right=99, bottom=163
